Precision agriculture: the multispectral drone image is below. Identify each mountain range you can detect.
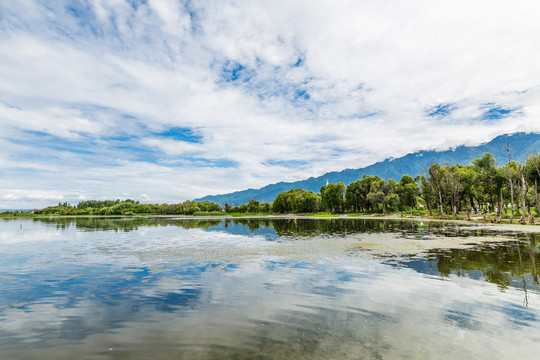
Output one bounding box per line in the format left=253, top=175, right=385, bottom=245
left=196, top=132, right=540, bottom=206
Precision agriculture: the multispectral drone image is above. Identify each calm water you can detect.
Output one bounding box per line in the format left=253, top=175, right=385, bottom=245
left=1, top=217, right=539, bottom=359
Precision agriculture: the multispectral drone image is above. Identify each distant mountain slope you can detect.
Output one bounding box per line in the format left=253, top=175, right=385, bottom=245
left=196, top=132, right=540, bottom=206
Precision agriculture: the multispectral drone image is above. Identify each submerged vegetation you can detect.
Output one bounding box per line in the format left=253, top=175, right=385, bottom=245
left=3, top=151, right=540, bottom=223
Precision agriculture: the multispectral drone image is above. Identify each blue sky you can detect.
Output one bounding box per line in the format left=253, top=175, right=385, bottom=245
left=1, top=0, right=540, bottom=208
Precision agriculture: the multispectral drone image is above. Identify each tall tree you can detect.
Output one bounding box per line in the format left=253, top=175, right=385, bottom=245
left=345, top=179, right=362, bottom=212
left=384, top=179, right=400, bottom=213
left=416, top=174, right=434, bottom=216
left=494, top=167, right=507, bottom=221
left=321, top=183, right=345, bottom=213
left=506, top=144, right=515, bottom=223
left=459, top=165, right=477, bottom=209
left=248, top=198, right=260, bottom=213
left=473, top=153, right=498, bottom=213
left=428, top=163, right=445, bottom=215
left=517, top=162, right=530, bottom=223
left=525, top=154, right=540, bottom=216
left=443, top=164, right=463, bottom=216
left=398, top=175, right=419, bottom=215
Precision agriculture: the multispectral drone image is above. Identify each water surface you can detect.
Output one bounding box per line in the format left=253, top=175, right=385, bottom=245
left=1, top=217, right=539, bottom=359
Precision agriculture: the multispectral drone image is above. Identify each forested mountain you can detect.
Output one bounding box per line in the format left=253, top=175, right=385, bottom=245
left=196, top=132, right=540, bottom=206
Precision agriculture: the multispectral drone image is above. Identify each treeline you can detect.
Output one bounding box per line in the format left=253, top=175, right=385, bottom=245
left=5, top=151, right=540, bottom=222
left=268, top=152, right=540, bottom=223
left=224, top=199, right=272, bottom=214
left=33, top=199, right=222, bottom=216
left=418, top=152, right=540, bottom=222
left=270, top=174, right=419, bottom=215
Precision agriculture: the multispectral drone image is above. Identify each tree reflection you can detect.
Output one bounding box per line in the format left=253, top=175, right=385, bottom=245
left=426, top=234, right=539, bottom=292
left=33, top=217, right=222, bottom=232
left=28, top=217, right=540, bottom=295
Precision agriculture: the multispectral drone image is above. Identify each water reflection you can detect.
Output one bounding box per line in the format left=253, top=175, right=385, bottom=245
left=1, top=218, right=540, bottom=359
left=30, top=216, right=224, bottom=232
left=425, top=235, right=538, bottom=283
left=12, top=216, right=516, bottom=238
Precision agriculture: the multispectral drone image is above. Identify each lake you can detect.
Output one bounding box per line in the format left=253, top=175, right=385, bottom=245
left=1, top=217, right=539, bottom=359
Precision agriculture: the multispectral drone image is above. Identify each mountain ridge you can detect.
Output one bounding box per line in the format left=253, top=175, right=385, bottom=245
left=196, top=132, right=540, bottom=206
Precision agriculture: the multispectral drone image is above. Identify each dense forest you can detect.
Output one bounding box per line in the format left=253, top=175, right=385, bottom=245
left=30, top=199, right=223, bottom=216
left=3, top=152, right=540, bottom=223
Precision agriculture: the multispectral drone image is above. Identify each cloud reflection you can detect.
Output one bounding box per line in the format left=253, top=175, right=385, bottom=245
left=0, top=218, right=540, bottom=359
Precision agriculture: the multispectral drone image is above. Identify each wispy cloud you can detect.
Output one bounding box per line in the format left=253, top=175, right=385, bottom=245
left=1, top=0, right=540, bottom=207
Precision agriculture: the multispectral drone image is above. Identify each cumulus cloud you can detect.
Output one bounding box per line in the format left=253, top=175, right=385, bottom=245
left=1, top=0, right=540, bottom=208
left=1, top=190, right=65, bottom=202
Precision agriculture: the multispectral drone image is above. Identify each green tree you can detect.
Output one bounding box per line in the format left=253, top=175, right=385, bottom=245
left=272, top=189, right=321, bottom=213
left=398, top=174, right=419, bottom=215
left=366, top=177, right=397, bottom=214
left=443, top=164, right=462, bottom=216
left=321, top=182, right=345, bottom=213
left=416, top=174, right=433, bottom=215
left=367, top=178, right=385, bottom=212
left=460, top=165, right=477, bottom=209
left=260, top=202, right=272, bottom=213
left=517, top=162, right=530, bottom=222
left=272, top=192, right=288, bottom=213
left=525, top=154, right=540, bottom=215
left=248, top=199, right=260, bottom=213
left=473, top=153, right=498, bottom=212
left=345, top=179, right=362, bottom=212
left=428, top=163, right=445, bottom=215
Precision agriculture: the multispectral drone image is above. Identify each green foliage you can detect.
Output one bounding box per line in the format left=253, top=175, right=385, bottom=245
left=9, top=150, right=540, bottom=220
left=77, top=199, right=139, bottom=209
left=321, top=183, right=345, bottom=213
left=31, top=199, right=222, bottom=216
left=398, top=175, right=419, bottom=213
left=228, top=212, right=272, bottom=217
left=193, top=211, right=225, bottom=216
left=385, top=193, right=400, bottom=212
left=345, top=175, right=379, bottom=212
left=308, top=212, right=339, bottom=217
left=225, top=198, right=272, bottom=214
left=248, top=199, right=260, bottom=213
left=272, top=189, right=321, bottom=214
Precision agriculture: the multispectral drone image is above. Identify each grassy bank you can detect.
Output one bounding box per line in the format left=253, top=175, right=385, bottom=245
left=2, top=210, right=539, bottom=227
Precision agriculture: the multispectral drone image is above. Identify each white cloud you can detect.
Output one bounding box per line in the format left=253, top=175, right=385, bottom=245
left=1, top=190, right=64, bottom=202
left=1, top=0, right=540, bottom=208
left=0, top=104, right=106, bottom=139
left=141, top=138, right=203, bottom=156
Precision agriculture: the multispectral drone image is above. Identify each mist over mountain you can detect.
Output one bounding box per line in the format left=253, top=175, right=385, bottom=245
left=196, top=132, right=540, bottom=206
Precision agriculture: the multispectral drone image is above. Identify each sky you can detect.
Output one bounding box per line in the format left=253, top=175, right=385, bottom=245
left=1, top=0, right=540, bottom=209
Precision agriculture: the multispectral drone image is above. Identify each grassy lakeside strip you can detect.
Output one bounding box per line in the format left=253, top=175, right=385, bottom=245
left=192, top=211, right=274, bottom=217
left=308, top=212, right=340, bottom=217
left=4, top=211, right=539, bottom=228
